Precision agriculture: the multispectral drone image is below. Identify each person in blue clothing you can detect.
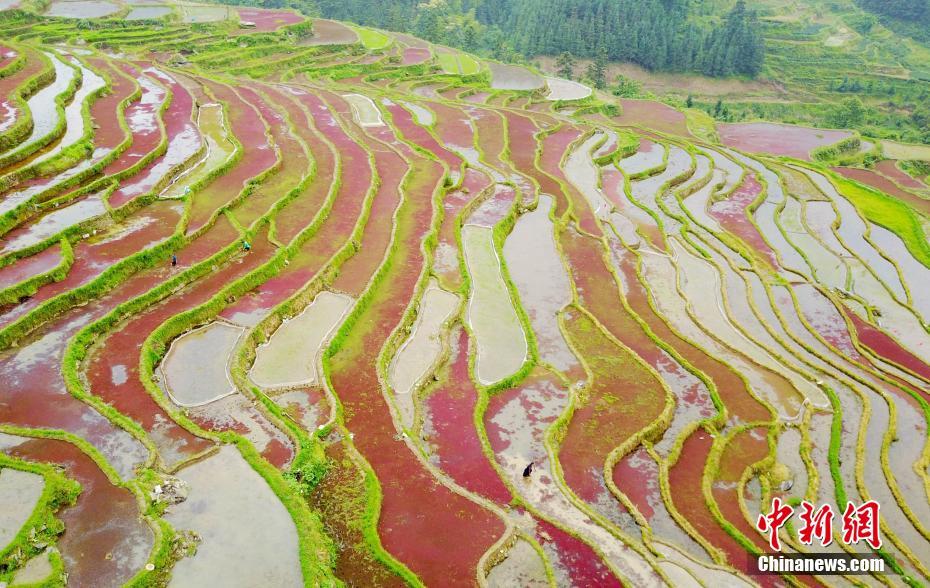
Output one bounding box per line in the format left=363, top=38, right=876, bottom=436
left=243, top=240, right=251, bottom=252
left=171, top=254, right=178, bottom=267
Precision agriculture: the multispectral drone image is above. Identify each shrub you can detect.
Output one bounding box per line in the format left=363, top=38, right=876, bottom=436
left=811, top=134, right=861, bottom=162
left=611, top=74, right=642, bottom=98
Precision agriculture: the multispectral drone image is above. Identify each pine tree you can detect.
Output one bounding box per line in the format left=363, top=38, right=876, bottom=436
left=461, top=20, right=479, bottom=51
left=913, top=104, right=930, bottom=129
left=556, top=51, right=576, bottom=80
left=586, top=46, right=608, bottom=89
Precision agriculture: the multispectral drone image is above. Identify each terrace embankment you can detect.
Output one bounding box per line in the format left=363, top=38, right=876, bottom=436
left=325, top=127, right=506, bottom=583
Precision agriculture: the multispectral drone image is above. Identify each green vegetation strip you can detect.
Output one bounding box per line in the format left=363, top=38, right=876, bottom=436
left=0, top=452, right=80, bottom=581
left=0, top=239, right=73, bottom=306
left=825, top=169, right=930, bottom=268
left=353, top=26, right=390, bottom=51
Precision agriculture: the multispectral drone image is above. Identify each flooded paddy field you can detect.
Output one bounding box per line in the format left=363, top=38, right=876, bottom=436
left=251, top=290, right=352, bottom=389
left=388, top=280, right=458, bottom=401
left=179, top=3, right=229, bottom=23
left=489, top=62, right=544, bottom=91
left=165, top=446, right=303, bottom=586
left=236, top=7, right=302, bottom=32
left=304, top=19, right=358, bottom=46
left=1, top=9, right=929, bottom=587
left=545, top=77, right=591, bottom=101
left=45, top=0, right=118, bottom=18
left=124, top=5, right=171, bottom=20
left=613, top=99, right=692, bottom=137
left=462, top=223, right=528, bottom=384
left=719, top=122, right=852, bottom=160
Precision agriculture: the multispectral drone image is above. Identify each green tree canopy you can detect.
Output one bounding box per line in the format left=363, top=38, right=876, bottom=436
left=555, top=51, right=575, bottom=80
left=306, top=0, right=767, bottom=78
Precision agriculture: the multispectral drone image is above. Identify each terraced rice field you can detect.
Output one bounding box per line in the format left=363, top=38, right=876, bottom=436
left=124, top=6, right=172, bottom=20
left=1, top=5, right=930, bottom=587
left=437, top=51, right=480, bottom=76
left=178, top=2, right=228, bottom=23
left=45, top=0, right=119, bottom=18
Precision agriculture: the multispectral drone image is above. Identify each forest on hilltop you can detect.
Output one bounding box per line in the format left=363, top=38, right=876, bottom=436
left=225, top=0, right=766, bottom=77
left=856, top=0, right=930, bottom=42
left=857, top=0, right=930, bottom=24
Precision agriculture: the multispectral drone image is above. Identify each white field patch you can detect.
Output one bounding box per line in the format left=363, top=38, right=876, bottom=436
left=882, top=140, right=930, bottom=161
left=870, top=223, right=930, bottom=321
left=670, top=238, right=819, bottom=416
left=824, top=26, right=855, bottom=47
left=3, top=53, right=75, bottom=161
left=616, top=139, right=664, bottom=177
left=654, top=543, right=755, bottom=588
left=725, top=148, right=810, bottom=276
left=167, top=446, right=303, bottom=587
left=125, top=5, right=172, bottom=20
left=0, top=159, right=105, bottom=218
left=544, top=76, right=591, bottom=101
left=594, top=129, right=617, bottom=156
left=790, top=167, right=930, bottom=362
left=389, top=281, right=459, bottom=397
left=11, top=548, right=55, bottom=585
left=250, top=290, right=354, bottom=390
left=160, top=103, right=235, bottom=199
left=639, top=247, right=805, bottom=420
left=1, top=192, right=107, bottom=254
left=462, top=224, right=528, bottom=384
left=702, top=147, right=744, bottom=195
left=28, top=56, right=106, bottom=167
left=676, top=152, right=711, bottom=195
left=485, top=538, right=549, bottom=587
left=160, top=321, right=244, bottom=407
left=503, top=196, right=576, bottom=373
left=807, top=171, right=908, bottom=301
left=178, top=2, right=229, bottom=23
left=45, top=0, right=119, bottom=17
left=0, top=468, right=44, bottom=549
left=117, top=68, right=203, bottom=206
left=565, top=134, right=613, bottom=221
left=343, top=93, right=384, bottom=126
left=682, top=169, right=725, bottom=233
left=632, top=145, right=692, bottom=214
left=0, top=100, right=15, bottom=133
left=400, top=100, right=434, bottom=126
left=488, top=62, right=544, bottom=91
left=781, top=195, right=847, bottom=286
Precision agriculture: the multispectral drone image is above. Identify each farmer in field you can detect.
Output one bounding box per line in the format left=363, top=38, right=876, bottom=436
left=523, top=462, right=534, bottom=478
left=243, top=240, right=251, bottom=252
left=171, top=254, right=178, bottom=267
